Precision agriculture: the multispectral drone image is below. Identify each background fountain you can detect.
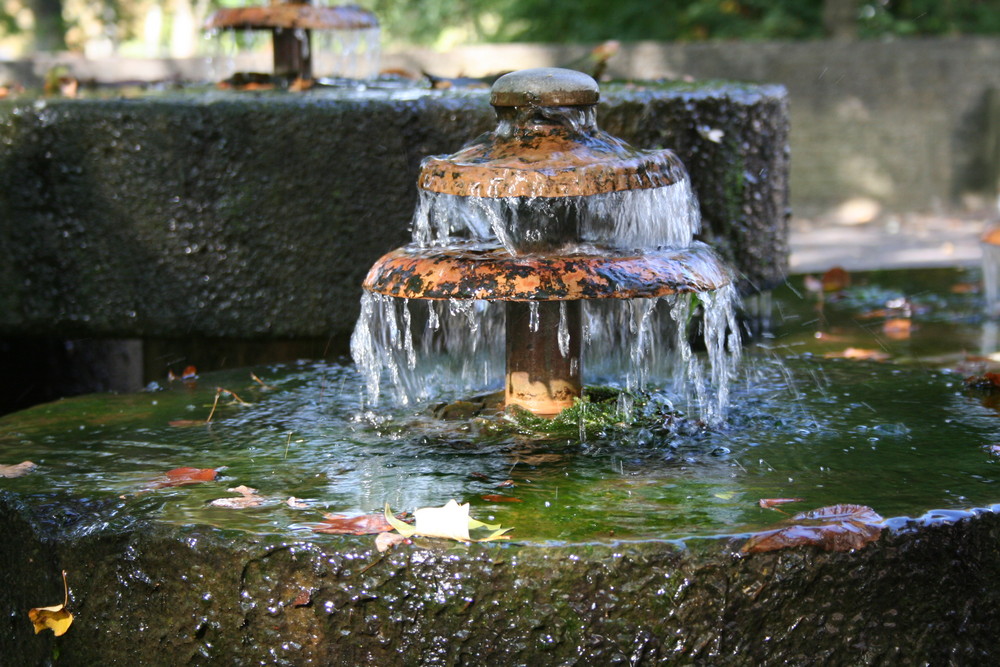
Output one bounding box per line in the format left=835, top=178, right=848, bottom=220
left=205, top=2, right=380, bottom=84
left=355, top=68, right=738, bottom=419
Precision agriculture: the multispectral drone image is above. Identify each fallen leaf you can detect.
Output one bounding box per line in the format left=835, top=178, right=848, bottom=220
left=951, top=282, right=980, bottom=294
left=313, top=513, right=395, bottom=535
left=209, top=485, right=263, bottom=508
left=182, top=365, right=198, bottom=379
left=825, top=347, right=890, bottom=362
left=481, top=494, right=522, bottom=503
left=384, top=500, right=512, bottom=542
left=882, top=318, right=912, bottom=340
left=168, top=419, right=208, bottom=428
left=497, top=479, right=515, bottom=488
left=28, top=570, right=72, bottom=637
left=0, top=461, right=36, bottom=478
left=161, top=467, right=218, bottom=487
left=821, top=266, right=851, bottom=292
left=375, top=531, right=409, bottom=552
left=758, top=497, right=804, bottom=511
left=291, top=589, right=312, bottom=607
left=742, top=504, right=884, bottom=554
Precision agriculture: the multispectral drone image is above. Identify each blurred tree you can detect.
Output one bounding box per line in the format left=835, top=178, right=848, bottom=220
left=30, top=0, right=65, bottom=51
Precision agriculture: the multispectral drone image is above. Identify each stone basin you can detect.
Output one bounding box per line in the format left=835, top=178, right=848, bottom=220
left=3, top=268, right=1000, bottom=664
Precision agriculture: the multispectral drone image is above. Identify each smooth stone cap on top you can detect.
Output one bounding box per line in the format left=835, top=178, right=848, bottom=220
left=491, top=68, right=600, bottom=107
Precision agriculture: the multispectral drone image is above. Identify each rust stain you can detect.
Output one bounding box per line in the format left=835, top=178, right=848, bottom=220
left=363, top=243, right=730, bottom=301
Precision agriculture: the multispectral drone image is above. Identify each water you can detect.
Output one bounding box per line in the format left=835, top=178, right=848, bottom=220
left=351, top=283, right=740, bottom=423
left=4, top=269, right=999, bottom=545
left=206, top=25, right=381, bottom=83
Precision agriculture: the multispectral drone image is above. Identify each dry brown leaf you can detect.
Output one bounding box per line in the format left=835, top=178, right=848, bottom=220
left=481, top=494, right=522, bottom=503
left=313, top=513, right=394, bottom=535
left=758, top=497, right=804, bottom=511
left=209, top=485, right=263, bottom=509
left=882, top=318, right=913, bottom=340
left=742, top=504, right=884, bottom=554
left=825, top=347, right=890, bottom=362
left=0, top=461, right=36, bottom=478
left=375, top=531, right=409, bottom=553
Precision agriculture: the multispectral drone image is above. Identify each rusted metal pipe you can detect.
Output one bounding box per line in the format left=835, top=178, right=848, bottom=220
left=505, top=301, right=582, bottom=415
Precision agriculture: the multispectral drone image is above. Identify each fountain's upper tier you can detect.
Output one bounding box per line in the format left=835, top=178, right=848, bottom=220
left=418, top=68, right=688, bottom=199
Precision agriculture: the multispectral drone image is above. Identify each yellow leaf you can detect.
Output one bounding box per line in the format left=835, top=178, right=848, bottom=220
left=28, top=570, right=72, bottom=636
left=385, top=500, right=512, bottom=542
left=414, top=499, right=471, bottom=541
left=383, top=503, right=416, bottom=537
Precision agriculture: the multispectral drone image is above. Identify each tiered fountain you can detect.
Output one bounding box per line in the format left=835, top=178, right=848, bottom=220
left=205, top=1, right=380, bottom=83
left=353, top=67, right=740, bottom=420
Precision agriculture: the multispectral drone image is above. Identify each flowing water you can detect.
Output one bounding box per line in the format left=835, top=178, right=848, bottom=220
left=3, top=268, right=999, bottom=545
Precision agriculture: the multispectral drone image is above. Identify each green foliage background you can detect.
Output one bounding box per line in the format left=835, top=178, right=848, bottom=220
left=359, top=0, right=1000, bottom=46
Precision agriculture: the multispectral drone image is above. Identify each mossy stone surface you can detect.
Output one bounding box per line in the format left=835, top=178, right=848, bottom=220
left=2, top=492, right=998, bottom=665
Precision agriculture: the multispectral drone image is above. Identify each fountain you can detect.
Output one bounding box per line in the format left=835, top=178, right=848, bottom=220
left=354, top=68, right=738, bottom=419
left=205, top=2, right=380, bottom=84
left=5, top=62, right=1000, bottom=664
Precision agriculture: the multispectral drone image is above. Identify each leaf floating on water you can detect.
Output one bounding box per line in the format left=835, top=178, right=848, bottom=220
left=28, top=570, right=72, bottom=637
left=758, top=497, right=804, bottom=512
left=375, top=531, right=409, bottom=553
left=882, top=318, right=913, bottom=341
left=821, top=266, right=851, bottom=293
left=481, top=494, right=523, bottom=503
left=951, top=281, right=980, bottom=294
left=384, top=500, right=512, bottom=542
left=168, top=419, right=208, bottom=428
left=209, top=485, right=263, bottom=509
left=161, top=467, right=218, bottom=487
left=824, top=347, right=890, bottom=362
left=313, top=513, right=395, bottom=535
left=742, top=504, right=884, bottom=554
left=0, top=461, right=36, bottom=478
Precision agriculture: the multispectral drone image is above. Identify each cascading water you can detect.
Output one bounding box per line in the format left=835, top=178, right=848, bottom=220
left=352, top=68, right=741, bottom=424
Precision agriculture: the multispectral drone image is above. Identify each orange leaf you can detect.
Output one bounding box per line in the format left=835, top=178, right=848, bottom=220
left=481, top=494, right=523, bottom=503
left=825, top=347, right=890, bottom=361
left=882, top=318, right=912, bottom=340
left=154, top=467, right=218, bottom=488
left=312, top=513, right=395, bottom=535
left=182, top=365, right=198, bottom=379
left=821, top=266, right=851, bottom=292
left=742, top=504, right=883, bottom=554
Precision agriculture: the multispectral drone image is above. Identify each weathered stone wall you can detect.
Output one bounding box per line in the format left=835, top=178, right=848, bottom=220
left=3, top=492, right=999, bottom=665
left=386, top=37, right=1000, bottom=217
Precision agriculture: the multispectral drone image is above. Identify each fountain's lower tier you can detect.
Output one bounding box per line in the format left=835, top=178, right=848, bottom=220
left=3, top=268, right=999, bottom=663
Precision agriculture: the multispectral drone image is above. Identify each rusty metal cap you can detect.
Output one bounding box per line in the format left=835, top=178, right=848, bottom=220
left=205, top=4, right=378, bottom=31
left=490, top=68, right=599, bottom=107
left=363, top=242, right=731, bottom=301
